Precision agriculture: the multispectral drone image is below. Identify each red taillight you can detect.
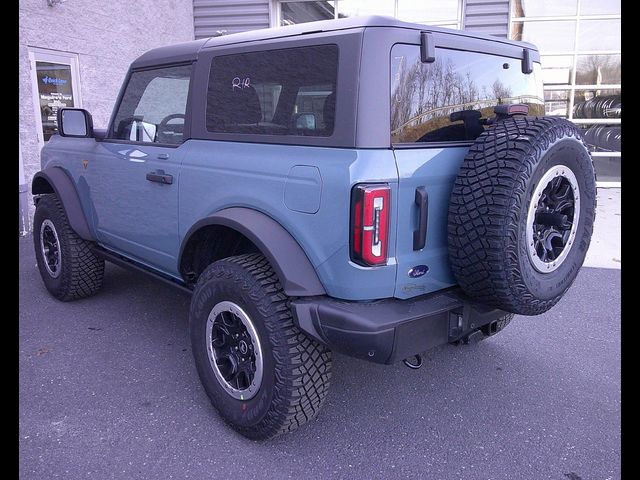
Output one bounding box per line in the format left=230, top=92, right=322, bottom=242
left=350, top=184, right=390, bottom=266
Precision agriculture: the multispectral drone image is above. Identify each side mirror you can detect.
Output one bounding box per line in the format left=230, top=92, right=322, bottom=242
left=293, top=113, right=317, bottom=130
left=57, top=108, right=94, bottom=138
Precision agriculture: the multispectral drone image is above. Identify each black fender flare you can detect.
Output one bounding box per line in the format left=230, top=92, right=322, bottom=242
left=179, top=208, right=326, bottom=297
left=31, top=167, right=95, bottom=241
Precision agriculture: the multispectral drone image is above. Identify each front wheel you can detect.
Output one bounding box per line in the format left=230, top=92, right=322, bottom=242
left=189, top=254, right=332, bottom=440
left=33, top=194, right=105, bottom=301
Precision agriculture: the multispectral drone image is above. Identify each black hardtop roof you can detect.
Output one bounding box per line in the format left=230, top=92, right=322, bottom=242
left=131, top=15, right=537, bottom=69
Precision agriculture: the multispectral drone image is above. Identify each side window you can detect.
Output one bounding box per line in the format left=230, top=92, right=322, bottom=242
left=206, top=45, right=338, bottom=137
left=390, top=45, right=545, bottom=144
left=111, top=64, right=192, bottom=145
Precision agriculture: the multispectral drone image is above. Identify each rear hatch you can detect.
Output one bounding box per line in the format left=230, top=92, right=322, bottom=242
left=393, top=147, right=470, bottom=299
left=389, top=42, right=544, bottom=299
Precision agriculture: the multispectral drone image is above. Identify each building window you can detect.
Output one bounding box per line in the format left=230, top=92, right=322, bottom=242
left=274, top=0, right=462, bottom=29
left=510, top=0, right=621, bottom=185
left=395, top=0, right=460, bottom=28
left=280, top=1, right=335, bottom=26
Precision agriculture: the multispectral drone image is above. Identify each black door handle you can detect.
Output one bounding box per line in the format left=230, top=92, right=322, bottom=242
left=413, top=186, right=428, bottom=251
left=146, top=169, right=173, bottom=185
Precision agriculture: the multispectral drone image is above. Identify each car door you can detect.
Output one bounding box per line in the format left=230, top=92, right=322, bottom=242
left=87, top=63, right=193, bottom=276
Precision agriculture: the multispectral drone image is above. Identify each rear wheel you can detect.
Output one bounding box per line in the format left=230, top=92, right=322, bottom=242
left=189, top=253, right=332, bottom=440
left=33, top=194, right=104, bottom=301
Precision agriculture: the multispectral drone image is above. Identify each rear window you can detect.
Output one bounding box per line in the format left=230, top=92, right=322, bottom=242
left=206, top=45, right=338, bottom=137
left=390, top=45, right=545, bottom=144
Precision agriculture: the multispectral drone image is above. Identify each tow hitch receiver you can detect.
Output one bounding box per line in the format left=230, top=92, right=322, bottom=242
left=448, top=306, right=508, bottom=345
left=481, top=320, right=500, bottom=336
left=462, top=330, right=484, bottom=345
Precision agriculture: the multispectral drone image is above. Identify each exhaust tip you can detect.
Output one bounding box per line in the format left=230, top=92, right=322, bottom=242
left=403, top=354, right=423, bottom=369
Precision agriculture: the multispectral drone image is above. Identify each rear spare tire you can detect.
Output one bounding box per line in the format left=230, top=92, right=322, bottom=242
left=448, top=117, right=596, bottom=315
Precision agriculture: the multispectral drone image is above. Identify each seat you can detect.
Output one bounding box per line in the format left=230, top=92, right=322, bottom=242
left=322, top=92, right=336, bottom=135
left=208, top=84, right=262, bottom=132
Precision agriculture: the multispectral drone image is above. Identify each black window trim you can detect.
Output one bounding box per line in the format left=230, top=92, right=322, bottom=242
left=189, top=30, right=362, bottom=149
left=104, top=61, right=196, bottom=148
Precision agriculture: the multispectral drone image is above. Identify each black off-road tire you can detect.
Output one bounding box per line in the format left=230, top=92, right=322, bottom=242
left=189, top=253, right=332, bottom=440
left=33, top=194, right=105, bottom=301
left=448, top=117, right=596, bottom=315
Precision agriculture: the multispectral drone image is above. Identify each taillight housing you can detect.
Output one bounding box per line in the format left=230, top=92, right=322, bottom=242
left=350, top=183, right=390, bottom=266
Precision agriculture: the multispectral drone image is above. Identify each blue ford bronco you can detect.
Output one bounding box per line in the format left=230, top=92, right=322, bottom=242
left=32, top=17, right=596, bottom=439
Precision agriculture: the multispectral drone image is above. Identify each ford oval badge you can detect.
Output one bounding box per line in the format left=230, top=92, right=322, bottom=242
left=408, top=265, right=429, bottom=278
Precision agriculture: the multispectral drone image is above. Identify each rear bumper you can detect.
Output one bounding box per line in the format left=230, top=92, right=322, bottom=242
left=291, top=288, right=509, bottom=364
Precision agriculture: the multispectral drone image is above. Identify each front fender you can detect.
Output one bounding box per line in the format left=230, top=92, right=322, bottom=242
left=31, top=167, right=95, bottom=241
left=180, top=208, right=326, bottom=297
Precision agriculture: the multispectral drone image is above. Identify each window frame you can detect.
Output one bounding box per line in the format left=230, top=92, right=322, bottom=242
left=509, top=0, right=621, bottom=178
left=190, top=31, right=362, bottom=148
left=28, top=47, right=83, bottom=148
left=274, top=0, right=336, bottom=27
left=105, top=61, right=196, bottom=148
left=271, top=0, right=463, bottom=29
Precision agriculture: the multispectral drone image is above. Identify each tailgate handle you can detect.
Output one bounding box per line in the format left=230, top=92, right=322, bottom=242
left=413, top=186, right=428, bottom=251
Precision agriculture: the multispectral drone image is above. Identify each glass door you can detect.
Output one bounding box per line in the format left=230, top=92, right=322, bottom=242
left=28, top=48, right=82, bottom=147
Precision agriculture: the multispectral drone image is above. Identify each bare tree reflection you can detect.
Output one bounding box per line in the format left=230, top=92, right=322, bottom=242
left=492, top=79, right=512, bottom=102
left=391, top=54, right=542, bottom=143
left=576, top=55, right=621, bottom=85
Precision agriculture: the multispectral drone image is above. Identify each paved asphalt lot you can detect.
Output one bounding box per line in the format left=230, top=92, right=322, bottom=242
left=19, top=236, right=620, bottom=480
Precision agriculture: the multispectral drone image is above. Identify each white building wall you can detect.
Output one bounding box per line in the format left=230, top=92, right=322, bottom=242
left=19, top=0, right=195, bottom=230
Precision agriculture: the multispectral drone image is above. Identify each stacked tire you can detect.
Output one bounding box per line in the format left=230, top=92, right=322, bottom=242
left=581, top=125, right=620, bottom=152
left=573, top=95, right=621, bottom=119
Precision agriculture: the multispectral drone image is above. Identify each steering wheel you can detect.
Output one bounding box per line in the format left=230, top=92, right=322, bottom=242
left=157, top=113, right=186, bottom=143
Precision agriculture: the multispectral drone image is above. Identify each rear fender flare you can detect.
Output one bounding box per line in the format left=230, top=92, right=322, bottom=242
left=179, top=208, right=326, bottom=297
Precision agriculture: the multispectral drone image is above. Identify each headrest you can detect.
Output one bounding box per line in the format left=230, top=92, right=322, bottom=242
left=209, top=84, right=262, bottom=129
